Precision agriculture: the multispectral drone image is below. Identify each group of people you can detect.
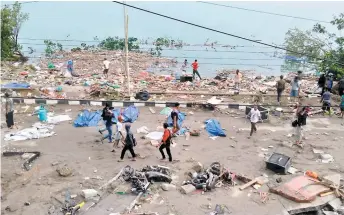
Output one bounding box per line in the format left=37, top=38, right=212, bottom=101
left=181, top=59, right=202, bottom=81
left=247, top=103, right=311, bottom=147
left=275, top=74, right=301, bottom=104
left=99, top=102, right=181, bottom=162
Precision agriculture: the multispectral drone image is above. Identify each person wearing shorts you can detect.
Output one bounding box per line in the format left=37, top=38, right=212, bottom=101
left=111, top=116, right=124, bottom=152
left=290, top=76, right=300, bottom=102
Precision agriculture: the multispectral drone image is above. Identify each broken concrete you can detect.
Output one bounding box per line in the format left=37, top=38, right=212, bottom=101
left=180, top=184, right=196, bottom=194
left=270, top=175, right=331, bottom=203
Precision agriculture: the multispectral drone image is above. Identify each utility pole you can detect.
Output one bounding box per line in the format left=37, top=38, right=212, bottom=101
left=123, top=1, right=130, bottom=99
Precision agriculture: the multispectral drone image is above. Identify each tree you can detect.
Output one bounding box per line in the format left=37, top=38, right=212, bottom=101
left=1, top=2, right=29, bottom=61
left=11, top=2, right=29, bottom=52
left=1, top=7, right=14, bottom=59
left=98, top=36, right=139, bottom=51
left=282, top=13, right=344, bottom=78
left=44, top=40, right=63, bottom=57
left=150, top=37, right=183, bottom=57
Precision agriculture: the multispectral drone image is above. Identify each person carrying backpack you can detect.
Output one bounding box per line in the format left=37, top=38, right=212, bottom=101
left=118, top=124, right=137, bottom=162
left=158, top=123, right=173, bottom=162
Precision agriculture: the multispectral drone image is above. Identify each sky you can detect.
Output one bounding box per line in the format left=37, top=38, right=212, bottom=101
left=2, top=1, right=344, bottom=76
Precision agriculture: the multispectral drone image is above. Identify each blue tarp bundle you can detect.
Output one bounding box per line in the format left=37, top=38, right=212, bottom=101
left=167, top=112, right=186, bottom=128
left=74, top=110, right=102, bottom=127
left=204, top=119, right=226, bottom=137
left=122, top=105, right=139, bottom=123
left=1, top=82, right=30, bottom=89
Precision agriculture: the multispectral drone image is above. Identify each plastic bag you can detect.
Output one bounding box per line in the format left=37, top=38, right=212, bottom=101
left=204, top=119, right=226, bottom=137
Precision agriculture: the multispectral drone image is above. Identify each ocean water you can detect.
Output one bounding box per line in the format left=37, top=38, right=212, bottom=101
left=4, top=1, right=344, bottom=77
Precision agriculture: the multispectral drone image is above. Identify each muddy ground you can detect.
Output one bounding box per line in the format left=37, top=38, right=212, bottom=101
left=1, top=104, right=344, bottom=215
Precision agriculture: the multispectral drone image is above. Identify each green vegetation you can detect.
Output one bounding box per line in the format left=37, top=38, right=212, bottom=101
left=149, top=37, right=183, bottom=57
left=44, top=40, right=63, bottom=57
left=1, top=2, right=29, bottom=61
left=282, top=13, right=344, bottom=78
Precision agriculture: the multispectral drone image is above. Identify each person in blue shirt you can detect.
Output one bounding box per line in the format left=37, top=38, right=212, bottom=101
left=290, top=76, right=301, bottom=102
left=321, top=89, right=332, bottom=116
left=326, top=74, right=333, bottom=91
left=99, top=103, right=114, bottom=143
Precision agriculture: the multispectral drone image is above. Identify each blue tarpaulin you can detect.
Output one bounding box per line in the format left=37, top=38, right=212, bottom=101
left=167, top=112, right=186, bottom=128
left=204, top=119, right=226, bottom=137
left=122, top=105, right=139, bottom=123
left=1, top=82, right=30, bottom=89
left=74, top=110, right=102, bottom=127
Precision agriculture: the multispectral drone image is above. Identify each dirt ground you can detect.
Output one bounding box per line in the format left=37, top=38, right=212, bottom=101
left=1, top=104, right=344, bottom=215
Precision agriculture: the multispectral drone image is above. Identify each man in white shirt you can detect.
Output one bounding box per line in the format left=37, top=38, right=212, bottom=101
left=103, top=58, right=110, bottom=78
left=247, top=105, right=262, bottom=137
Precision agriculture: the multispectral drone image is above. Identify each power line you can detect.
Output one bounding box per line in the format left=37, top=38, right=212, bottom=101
left=197, top=1, right=331, bottom=24
left=113, top=1, right=344, bottom=68
left=1, top=1, right=38, bottom=7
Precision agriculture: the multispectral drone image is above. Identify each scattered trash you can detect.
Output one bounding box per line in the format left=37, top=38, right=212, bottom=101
left=266, top=153, right=291, bottom=174
left=82, top=189, right=98, bottom=200
left=137, top=126, right=149, bottom=134
left=204, top=119, right=226, bottom=137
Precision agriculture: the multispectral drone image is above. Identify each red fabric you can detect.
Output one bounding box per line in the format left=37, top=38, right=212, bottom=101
left=162, top=129, right=171, bottom=142
left=192, top=62, right=198, bottom=70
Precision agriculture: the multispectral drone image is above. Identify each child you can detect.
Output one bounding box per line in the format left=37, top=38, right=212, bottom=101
left=111, top=116, right=124, bottom=152
left=118, top=124, right=137, bottom=162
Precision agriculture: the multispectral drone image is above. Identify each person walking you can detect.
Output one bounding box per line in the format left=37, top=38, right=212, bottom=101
left=99, top=103, right=114, bottom=143
left=294, top=106, right=310, bottom=147
left=171, top=102, right=180, bottom=135
left=320, top=88, right=332, bottom=116
left=103, top=58, right=110, bottom=78
left=4, top=92, right=14, bottom=129
left=118, top=124, right=137, bottom=162
left=111, top=116, right=124, bottom=152
left=290, top=76, right=301, bottom=102
left=158, top=123, right=173, bottom=162
left=247, top=105, right=262, bottom=138
left=192, top=59, right=201, bottom=80
left=276, top=75, right=286, bottom=104
left=234, top=69, right=242, bottom=91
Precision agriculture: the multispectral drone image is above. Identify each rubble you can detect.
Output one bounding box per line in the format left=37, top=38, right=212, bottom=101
left=1, top=50, right=331, bottom=102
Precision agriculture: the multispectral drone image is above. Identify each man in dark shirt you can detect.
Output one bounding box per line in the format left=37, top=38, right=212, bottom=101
left=276, top=75, right=286, bottom=104
left=118, top=124, right=137, bottom=162
left=158, top=123, right=172, bottom=162
left=171, top=102, right=180, bottom=135
left=99, top=103, right=114, bottom=143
